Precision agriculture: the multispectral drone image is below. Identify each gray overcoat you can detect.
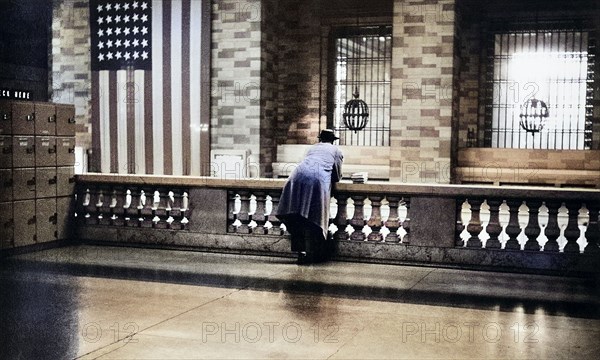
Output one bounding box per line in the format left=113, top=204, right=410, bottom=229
left=276, top=142, right=344, bottom=240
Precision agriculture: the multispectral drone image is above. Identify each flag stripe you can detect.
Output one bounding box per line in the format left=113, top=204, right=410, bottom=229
left=200, top=0, right=211, bottom=175
left=109, top=71, right=118, bottom=173
left=151, top=0, right=164, bottom=175
left=144, top=71, right=153, bottom=174
left=190, top=0, right=202, bottom=176
left=181, top=0, right=191, bottom=175
left=91, top=71, right=100, bottom=172
left=171, top=0, right=183, bottom=176
left=135, top=70, right=146, bottom=174
left=162, top=0, right=173, bottom=175
left=100, top=71, right=111, bottom=173
left=117, top=70, right=128, bottom=174
left=126, top=69, right=135, bottom=173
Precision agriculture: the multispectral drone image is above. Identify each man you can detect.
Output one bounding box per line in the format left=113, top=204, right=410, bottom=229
left=276, top=129, right=344, bottom=264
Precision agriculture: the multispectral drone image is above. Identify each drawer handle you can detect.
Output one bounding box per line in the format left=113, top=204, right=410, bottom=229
left=68, top=147, right=75, bottom=154
left=26, top=114, right=35, bottom=121
left=49, top=176, right=57, bottom=185
left=26, top=147, right=34, bottom=154
left=49, top=214, right=58, bottom=224
left=27, top=178, right=35, bottom=186
left=68, top=117, right=76, bottom=124
left=48, top=115, right=56, bottom=123
left=4, top=219, right=14, bottom=229
left=68, top=177, right=75, bottom=183
left=28, top=216, right=36, bottom=225
left=1, top=113, right=9, bottom=121
left=48, top=146, right=57, bottom=154
left=2, top=146, right=11, bottom=154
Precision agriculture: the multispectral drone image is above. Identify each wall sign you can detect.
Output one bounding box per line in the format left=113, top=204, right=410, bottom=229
left=0, top=89, right=32, bottom=100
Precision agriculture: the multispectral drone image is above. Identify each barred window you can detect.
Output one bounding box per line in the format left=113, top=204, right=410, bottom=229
left=331, top=26, right=392, bottom=146
left=484, top=28, right=595, bottom=150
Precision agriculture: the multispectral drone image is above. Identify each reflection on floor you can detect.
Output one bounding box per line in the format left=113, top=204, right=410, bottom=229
left=1, top=245, right=599, bottom=359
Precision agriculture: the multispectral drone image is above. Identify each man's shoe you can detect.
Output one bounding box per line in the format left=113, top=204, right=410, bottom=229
left=297, top=252, right=310, bottom=265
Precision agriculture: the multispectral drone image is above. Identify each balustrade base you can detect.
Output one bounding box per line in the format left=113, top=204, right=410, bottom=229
left=76, top=226, right=600, bottom=275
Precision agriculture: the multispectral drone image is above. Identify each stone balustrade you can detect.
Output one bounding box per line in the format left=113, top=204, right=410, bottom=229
left=74, top=174, right=600, bottom=273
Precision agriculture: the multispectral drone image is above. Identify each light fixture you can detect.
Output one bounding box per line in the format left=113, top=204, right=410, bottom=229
left=519, top=98, right=549, bottom=133
left=342, top=16, right=369, bottom=133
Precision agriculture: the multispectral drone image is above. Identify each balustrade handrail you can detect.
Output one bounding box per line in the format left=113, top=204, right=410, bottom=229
left=76, top=174, right=600, bottom=202
left=73, top=173, right=600, bottom=269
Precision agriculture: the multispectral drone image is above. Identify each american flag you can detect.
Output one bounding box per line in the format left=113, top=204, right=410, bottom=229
left=89, top=0, right=209, bottom=175
left=90, top=0, right=152, bottom=71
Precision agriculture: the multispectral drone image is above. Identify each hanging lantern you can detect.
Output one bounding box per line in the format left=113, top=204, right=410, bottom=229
left=343, top=87, right=369, bottom=133
left=519, top=98, right=549, bottom=133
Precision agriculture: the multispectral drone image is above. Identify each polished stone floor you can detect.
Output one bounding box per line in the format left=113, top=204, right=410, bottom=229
left=1, top=245, right=599, bottom=359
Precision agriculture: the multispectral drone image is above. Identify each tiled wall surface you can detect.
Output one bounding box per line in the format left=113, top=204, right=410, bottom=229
left=458, top=148, right=600, bottom=171
left=273, top=0, right=322, bottom=146
left=389, top=0, right=456, bottom=182
left=49, top=0, right=91, bottom=149
left=258, top=0, right=279, bottom=177
left=457, top=148, right=600, bottom=187
left=211, top=0, right=263, bottom=177
left=454, top=13, right=480, bottom=149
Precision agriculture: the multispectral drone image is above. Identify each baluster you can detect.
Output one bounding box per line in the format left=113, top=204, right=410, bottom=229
left=349, top=195, right=366, bottom=241
left=367, top=195, right=384, bottom=242
left=139, top=189, right=154, bottom=228
left=98, top=187, right=113, bottom=225
left=93, top=188, right=106, bottom=224
left=84, top=188, right=98, bottom=225
left=543, top=201, right=561, bottom=252
left=455, top=199, right=465, bottom=247
left=111, top=187, right=125, bottom=226
left=108, top=189, right=118, bottom=222
left=125, top=188, right=140, bottom=227
left=153, top=189, right=169, bottom=229
left=267, top=191, right=284, bottom=235
left=74, top=186, right=85, bottom=221
left=584, top=203, right=600, bottom=254
left=252, top=191, right=267, bottom=235
left=523, top=200, right=542, bottom=251
left=466, top=199, right=484, bottom=248
left=180, top=192, right=189, bottom=229
left=152, top=189, right=167, bottom=229
left=333, top=194, right=349, bottom=241
left=402, top=198, right=411, bottom=244
left=227, top=191, right=238, bottom=233
left=384, top=196, right=401, bottom=243
left=168, top=190, right=183, bottom=230
left=504, top=200, right=522, bottom=250
left=563, top=201, right=581, bottom=253
left=236, top=190, right=251, bottom=234
left=485, top=199, right=503, bottom=249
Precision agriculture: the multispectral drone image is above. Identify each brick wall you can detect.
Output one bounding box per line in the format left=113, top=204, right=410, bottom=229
left=49, top=0, right=91, bottom=149
left=258, top=0, right=279, bottom=177
left=389, top=0, right=457, bottom=183
left=211, top=0, right=263, bottom=177
left=273, top=0, right=322, bottom=146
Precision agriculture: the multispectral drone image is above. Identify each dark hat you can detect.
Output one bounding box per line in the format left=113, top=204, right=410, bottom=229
left=318, top=129, right=339, bottom=142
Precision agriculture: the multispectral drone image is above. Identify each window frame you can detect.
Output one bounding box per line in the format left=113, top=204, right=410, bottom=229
left=481, top=20, right=596, bottom=150
left=326, top=25, right=393, bottom=147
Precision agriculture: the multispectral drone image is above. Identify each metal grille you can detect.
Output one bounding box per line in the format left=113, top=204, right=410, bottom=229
left=331, top=26, right=392, bottom=146
left=484, top=28, right=595, bottom=150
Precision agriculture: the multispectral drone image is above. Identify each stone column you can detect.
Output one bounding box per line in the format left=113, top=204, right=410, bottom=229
left=390, top=0, right=457, bottom=183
